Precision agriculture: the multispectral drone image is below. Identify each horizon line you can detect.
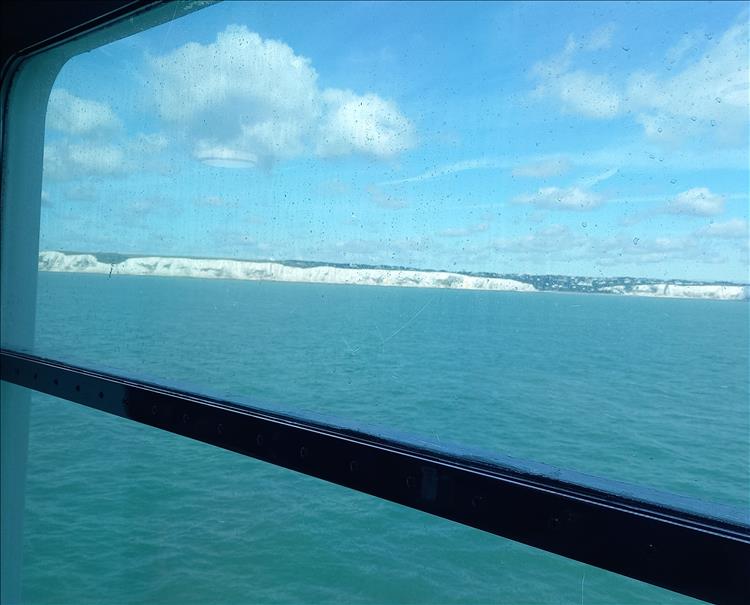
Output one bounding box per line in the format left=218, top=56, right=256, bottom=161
left=40, top=249, right=750, bottom=287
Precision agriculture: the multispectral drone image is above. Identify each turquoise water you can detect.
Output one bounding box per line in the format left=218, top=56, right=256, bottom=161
left=18, top=272, right=750, bottom=603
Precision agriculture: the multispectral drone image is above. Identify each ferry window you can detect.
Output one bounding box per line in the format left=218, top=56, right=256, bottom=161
left=2, top=1, right=748, bottom=604
left=30, top=0, right=750, bottom=509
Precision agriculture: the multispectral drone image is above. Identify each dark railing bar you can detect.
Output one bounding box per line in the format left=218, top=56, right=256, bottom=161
left=2, top=348, right=748, bottom=605
left=4, top=350, right=744, bottom=539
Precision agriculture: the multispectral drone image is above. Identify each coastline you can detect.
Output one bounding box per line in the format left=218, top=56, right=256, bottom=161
left=38, top=250, right=750, bottom=301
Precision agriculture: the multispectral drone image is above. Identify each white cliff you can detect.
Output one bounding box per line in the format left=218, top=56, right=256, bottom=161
left=38, top=251, right=536, bottom=293
left=599, top=283, right=749, bottom=301
left=38, top=251, right=749, bottom=300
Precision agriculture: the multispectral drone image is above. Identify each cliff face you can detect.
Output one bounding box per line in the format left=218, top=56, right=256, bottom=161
left=38, top=251, right=536, bottom=293
left=38, top=251, right=749, bottom=300
left=600, top=284, right=750, bottom=300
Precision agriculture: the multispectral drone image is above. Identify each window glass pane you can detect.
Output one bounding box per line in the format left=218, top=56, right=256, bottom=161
left=20, top=0, right=750, bottom=515
left=12, top=384, right=699, bottom=604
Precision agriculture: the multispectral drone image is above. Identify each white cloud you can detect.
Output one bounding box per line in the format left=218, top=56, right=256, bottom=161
left=592, top=144, right=749, bottom=172
left=584, top=24, right=615, bottom=52
left=512, top=185, right=603, bottom=211
left=509, top=167, right=618, bottom=211
left=304, top=235, right=442, bottom=267
left=317, top=89, right=414, bottom=158
left=556, top=70, right=621, bottom=119
left=150, top=25, right=414, bottom=167
left=43, top=132, right=168, bottom=181
left=666, top=188, right=725, bottom=216
left=491, top=227, right=728, bottom=270
left=493, top=224, right=575, bottom=255
left=132, top=133, right=169, bottom=153
left=531, top=16, right=749, bottom=144
left=381, top=136, right=746, bottom=190
left=47, top=89, right=120, bottom=136
left=626, top=18, right=749, bottom=144
left=600, top=235, right=714, bottom=266
left=152, top=27, right=318, bottom=123
left=437, top=222, right=489, bottom=238
left=532, top=36, right=576, bottom=81
left=44, top=141, right=126, bottom=180
left=512, top=156, right=571, bottom=178
left=66, top=184, right=98, bottom=202
left=531, top=32, right=621, bottom=120
left=576, top=167, right=618, bottom=188
left=665, top=31, right=703, bottom=65
left=380, top=158, right=504, bottom=186
left=697, top=218, right=748, bottom=238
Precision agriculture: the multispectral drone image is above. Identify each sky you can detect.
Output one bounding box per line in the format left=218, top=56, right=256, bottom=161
left=40, top=1, right=749, bottom=282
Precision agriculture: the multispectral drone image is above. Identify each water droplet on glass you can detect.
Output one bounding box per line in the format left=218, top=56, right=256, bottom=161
left=657, top=127, right=663, bottom=133
left=670, top=179, right=677, bottom=184
left=690, top=116, right=697, bottom=122
left=633, top=237, right=639, bottom=246
left=581, top=222, right=587, bottom=228
left=715, top=97, right=722, bottom=103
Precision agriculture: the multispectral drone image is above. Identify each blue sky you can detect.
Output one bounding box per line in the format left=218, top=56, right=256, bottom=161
left=40, top=1, right=749, bottom=282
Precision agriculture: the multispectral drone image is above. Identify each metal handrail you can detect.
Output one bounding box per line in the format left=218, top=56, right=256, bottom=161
left=2, top=347, right=748, bottom=604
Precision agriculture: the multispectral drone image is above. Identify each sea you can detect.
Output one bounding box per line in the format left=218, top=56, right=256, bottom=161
left=16, top=272, right=750, bottom=604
